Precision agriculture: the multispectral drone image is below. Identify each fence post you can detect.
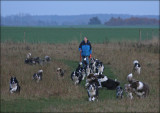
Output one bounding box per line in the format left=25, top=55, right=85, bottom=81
left=24, top=32, right=26, bottom=43
left=139, top=29, right=141, bottom=44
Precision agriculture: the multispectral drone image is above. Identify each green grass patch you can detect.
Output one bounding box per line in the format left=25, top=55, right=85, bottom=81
left=1, top=97, right=85, bottom=112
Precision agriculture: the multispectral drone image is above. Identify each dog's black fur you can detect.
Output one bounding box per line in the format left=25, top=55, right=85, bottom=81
left=96, top=74, right=120, bottom=90
left=101, top=78, right=120, bottom=90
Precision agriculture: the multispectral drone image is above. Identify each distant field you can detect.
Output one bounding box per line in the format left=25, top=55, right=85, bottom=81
left=1, top=26, right=159, bottom=43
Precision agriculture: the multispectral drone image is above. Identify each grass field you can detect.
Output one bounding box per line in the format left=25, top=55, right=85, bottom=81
left=1, top=36, right=159, bottom=112
left=1, top=26, right=159, bottom=43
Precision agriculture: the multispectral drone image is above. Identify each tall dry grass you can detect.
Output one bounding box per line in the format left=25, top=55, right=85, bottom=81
left=1, top=42, right=86, bottom=101
left=1, top=37, right=159, bottom=112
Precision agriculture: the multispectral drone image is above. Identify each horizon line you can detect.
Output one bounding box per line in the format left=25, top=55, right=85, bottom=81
left=1, top=13, right=159, bottom=17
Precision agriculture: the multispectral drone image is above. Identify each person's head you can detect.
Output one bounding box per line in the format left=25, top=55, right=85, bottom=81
left=84, top=37, right=88, bottom=43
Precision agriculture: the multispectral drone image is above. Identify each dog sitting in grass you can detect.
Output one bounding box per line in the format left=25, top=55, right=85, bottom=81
left=85, top=76, right=99, bottom=102
left=133, top=60, right=141, bottom=75
left=87, top=81, right=99, bottom=102
left=71, top=71, right=82, bottom=85
left=9, top=76, right=20, bottom=94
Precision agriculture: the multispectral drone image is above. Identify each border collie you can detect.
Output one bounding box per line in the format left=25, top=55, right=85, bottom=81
left=116, top=86, right=123, bottom=99
left=124, top=84, right=134, bottom=99
left=81, top=67, right=86, bottom=80
left=86, top=65, right=91, bottom=76
left=130, top=81, right=149, bottom=98
left=87, top=81, right=98, bottom=102
left=76, top=62, right=83, bottom=72
left=133, top=60, right=141, bottom=74
left=33, top=70, right=43, bottom=83
left=27, top=53, right=32, bottom=59
left=57, top=68, right=65, bottom=77
left=97, top=74, right=120, bottom=90
left=90, top=58, right=96, bottom=72
left=96, top=61, right=104, bottom=74
left=9, top=76, right=20, bottom=93
left=44, top=56, right=51, bottom=62
left=25, top=58, right=36, bottom=65
left=127, top=73, right=137, bottom=84
left=85, top=74, right=100, bottom=88
left=71, top=71, right=82, bottom=85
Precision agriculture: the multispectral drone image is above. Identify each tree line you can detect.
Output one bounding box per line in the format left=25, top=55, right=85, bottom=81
left=1, top=14, right=159, bottom=26
left=88, top=16, right=159, bottom=26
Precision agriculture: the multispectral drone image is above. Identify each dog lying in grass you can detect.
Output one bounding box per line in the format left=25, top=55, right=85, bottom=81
left=57, top=68, right=65, bottom=77
left=33, top=70, right=43, bottom=83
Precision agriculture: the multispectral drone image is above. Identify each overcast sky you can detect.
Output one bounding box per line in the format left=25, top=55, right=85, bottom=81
left=1, top=1, right=159, bottom=16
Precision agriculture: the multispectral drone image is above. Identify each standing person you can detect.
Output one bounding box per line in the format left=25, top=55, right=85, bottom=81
left=79, top=37, right=92, bottom=67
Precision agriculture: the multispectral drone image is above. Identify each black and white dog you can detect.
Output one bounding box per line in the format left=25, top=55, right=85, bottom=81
left=133, top=60, right=141, bottom=74
left=96, top=61, right=104, bottom=75
left=87, top=80, right=99, bottom=102
left=57, top=68, right=65, bottom=77
left=81, top=67, right=86, bottom=80
left=44, top=56, right=51, bottom=62
left=71, top=71, right=82, bottom=85
left=125, top=73, right=149, bottom=99
left=25, top=58, right=36, bottom=65
left=127, top=73, right=137, bottom=84
left=26, top=53, right=32, bottom=59
left=86, top=65, right=91, bottom=76
left=116, top=86, right=123, bottom=99
left=97, top=74, right=120, bottom=90
left=33, top=70, right=43, bottom=83
left=124, top=84, right=134, bottom=99
left=90, top=58, right=96, bottom=73
left=130, top=81, right=149, bottom=98
left=75, top=62, right=86, bottom=80
left=9, top=76, right=20, bottom=93
left=85, top=74, right=100, bottom=88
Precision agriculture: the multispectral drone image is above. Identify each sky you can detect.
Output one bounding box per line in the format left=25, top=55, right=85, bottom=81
left=1, top=1, right=159, bottom=16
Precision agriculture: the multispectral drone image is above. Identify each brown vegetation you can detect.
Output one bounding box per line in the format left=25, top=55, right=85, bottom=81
left=1, top=38, right=159, bottom=112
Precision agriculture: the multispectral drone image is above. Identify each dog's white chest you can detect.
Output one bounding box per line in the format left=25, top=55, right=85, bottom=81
left=10, top=84, right=17, bottom=92
left=88, top=90, right=96, bottom=97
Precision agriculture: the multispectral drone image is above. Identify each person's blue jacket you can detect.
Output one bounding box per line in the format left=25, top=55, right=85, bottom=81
left=79, top=40, right=92, bottom=57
